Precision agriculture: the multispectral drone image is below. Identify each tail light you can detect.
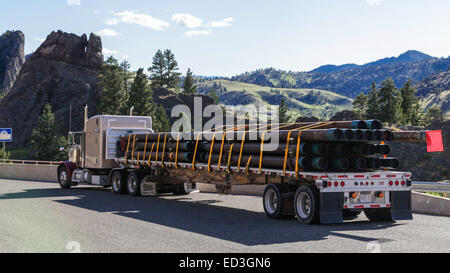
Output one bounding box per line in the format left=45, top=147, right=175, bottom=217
left=376, top=192, right=384, bottom=198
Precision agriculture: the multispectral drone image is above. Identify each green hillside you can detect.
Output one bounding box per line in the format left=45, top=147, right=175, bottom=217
left=421, top=90, right=450, bottom=116
left=197, top=80, right=353, bottom=120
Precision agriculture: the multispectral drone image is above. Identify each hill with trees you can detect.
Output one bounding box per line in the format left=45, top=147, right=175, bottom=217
left=197, top=79, right=353, bottom=120
left=231, top=50, right=450, bottom=98
left=416, top=70, right=450, bottom=116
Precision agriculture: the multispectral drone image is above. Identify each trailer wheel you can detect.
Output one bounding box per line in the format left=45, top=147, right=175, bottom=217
left=343, top=209, right=362, bottom=219
left=111, top=171, right=127, bottom=195
left=127, top=172, right=142, bottom=197
left=263, top=184, right=289, bottom=219
left=173, top=183, right=192, bottom=196
left=364, top=208, right=393, bottom=222
left=58, top=166, right=71, bottom=189
left=294, top=185, right=320, bottom=224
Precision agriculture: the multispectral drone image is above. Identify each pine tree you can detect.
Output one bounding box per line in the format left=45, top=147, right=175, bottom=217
left=208, top=89, right=220, bottom=104
left=129, top=68, right=154, bottom=116
left=408, top=103, right=425, bottom=126
left=164, top=49, right=182, bottom=89
left=400, top=79, right=419, bottom=124
left=153, top=104, right=171, bottom=132
left=366, top=82, right=381, bottom=120
left=31, top=103, right=67, bottom=161
left=425, top=106, right=444, bottom=126
left=353, top=92, right=368, bottom=119
left=183, top=68, right=197, bottom=95
left=97, top=56, right=128, bottom=115
left=279, top=98, right=291, bottom=123
left=120, top=60, right=132, bottom=93
left=148, top=50, right=165, bottom=89
left=378, top=78, right=402, bottom=123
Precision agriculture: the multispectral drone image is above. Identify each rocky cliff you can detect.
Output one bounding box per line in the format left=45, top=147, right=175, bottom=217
left=0, top=30, right=25, bottom=95
left=0, top=30, right=103, bottom=147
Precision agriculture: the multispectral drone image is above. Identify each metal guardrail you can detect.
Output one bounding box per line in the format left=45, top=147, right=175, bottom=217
left=412, top=182, right=450, bottom=193
left=0, top=159, right=59, bottom=166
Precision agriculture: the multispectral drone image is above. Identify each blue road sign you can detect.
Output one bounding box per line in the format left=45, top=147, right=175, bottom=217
left=0, top=128, right=12, bottom=142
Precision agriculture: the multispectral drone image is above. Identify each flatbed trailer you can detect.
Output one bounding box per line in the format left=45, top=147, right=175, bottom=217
left=57, top=112, right=413, bottom=225
left=114, top=157, right=413, bottom=224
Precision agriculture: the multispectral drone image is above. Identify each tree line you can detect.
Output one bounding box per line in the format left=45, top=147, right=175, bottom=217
left=353, top=77, right=444, bottom=126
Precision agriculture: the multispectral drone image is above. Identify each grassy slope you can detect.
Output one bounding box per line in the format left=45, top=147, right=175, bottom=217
left=197, top=80, right=353, bottom=120
left=421, top=90, right=450, bottom=116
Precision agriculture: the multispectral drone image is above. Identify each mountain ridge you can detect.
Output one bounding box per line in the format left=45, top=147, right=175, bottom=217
left=310, top=50, right=434, bottom=74
left=231, top=50, right=450, bottom=98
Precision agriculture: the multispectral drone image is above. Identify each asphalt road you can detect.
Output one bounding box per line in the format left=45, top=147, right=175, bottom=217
left=0, top=179, right=449, bottom=253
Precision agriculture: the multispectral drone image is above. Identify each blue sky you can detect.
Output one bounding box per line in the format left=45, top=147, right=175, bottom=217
left=2, top=0, right=450, bottom=76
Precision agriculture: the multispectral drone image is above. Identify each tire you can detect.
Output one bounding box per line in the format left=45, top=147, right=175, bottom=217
left=364, top=208, right=393, bottom=222
left=343, top=209, right=362, bottom=219
left=58, top=166, right=71, bottom=189
left=111, top=171, right=127, bottom=195
left=263, top=184, right=290, bottom=220
left=127, top=172, right=142, bottom=197
left=294, top=185, right=320, bottom=224
left=172, top=183, right=191, bottom=196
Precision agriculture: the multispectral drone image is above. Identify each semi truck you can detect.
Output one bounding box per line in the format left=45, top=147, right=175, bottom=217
left=57, top=108, right=415, bottom=225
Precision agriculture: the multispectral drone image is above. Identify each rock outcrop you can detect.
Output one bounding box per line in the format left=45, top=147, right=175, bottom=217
left=0, top=30, right=103, bottom=147
left=0, top=30, right=25, bottom=95
left=30, top=30, right=103, bottom=69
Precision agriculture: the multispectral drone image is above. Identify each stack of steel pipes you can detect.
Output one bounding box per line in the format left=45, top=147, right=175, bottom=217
left=120, top=120, right=427, bottom=172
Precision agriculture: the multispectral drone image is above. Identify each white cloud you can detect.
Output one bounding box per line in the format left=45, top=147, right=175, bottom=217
left=207, top=17, right=234, bottom=28
left=96, top=28, right=121, bottom=37
left=105, top=18, right=118, bottom=25
left=185, top=29, right=212, bottom=37
left=66, top=0, right=81, bottom=6
left=34, top=38, right=45, bottom=42
left=122, top=54, right=129, bottom=59
left=366, top=0, right=382, bottom=6
left=103, top=48, right=118, bottom=55
left=171, top=13, right=203, bottom=28
left=111, top=10, right=169, bottom=30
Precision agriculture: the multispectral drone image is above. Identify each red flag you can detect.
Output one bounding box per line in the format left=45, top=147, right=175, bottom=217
left=426, top=131, right=444, bottom=153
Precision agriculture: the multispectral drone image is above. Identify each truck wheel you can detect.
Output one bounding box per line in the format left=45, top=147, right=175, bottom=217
left=294, top=185, right=320, bottom=224
left=58, top=166, right=71, bottom=189
left=263, top=184, right=289, bottom=219
left=111, top=171, right=127, bottom=195
left=343, top=209, right=362, bottom=219
left=172, top=183, right=191, bottom=196
left=364, top=208, right=393, bottom=222
left=127, top=172, right=142, bottom=197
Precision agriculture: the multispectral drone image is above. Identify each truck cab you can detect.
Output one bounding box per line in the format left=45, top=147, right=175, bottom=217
left=58, top=114, right=153, bottom=188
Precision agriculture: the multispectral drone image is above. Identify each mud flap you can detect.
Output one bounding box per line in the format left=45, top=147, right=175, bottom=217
left=281, top=192, right=295, bottom=216
left=320, top=192, right=344, bottom=224
left=390, top=191, right=413, bottom=221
